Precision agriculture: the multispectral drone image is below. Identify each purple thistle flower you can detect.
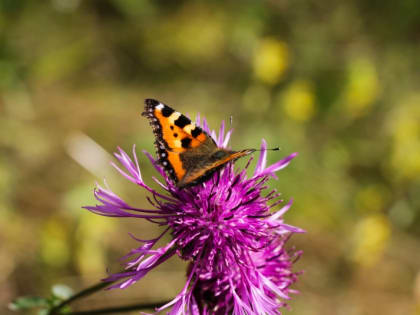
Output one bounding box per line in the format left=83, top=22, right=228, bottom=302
left=84, top=116, right=304, bottom=314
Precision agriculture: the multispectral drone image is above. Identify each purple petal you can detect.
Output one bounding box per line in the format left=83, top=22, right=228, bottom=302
left=270, top=199, right=293, bottom=221
left=254, top=139, right=268, bottom=176
left=143, top=150, right=167, bottom=180
left=195, top=113, right=201, bottom=127
left=217, top=120, right=225, bottom=147
left=105, top=239, right=177, bottom=289
left=202, top=118, right=210, bottom=133
left=112, top=146, right=143, bottom=184
left=222, top=129, right=233, bottom=148
left=256, top=152, right=298, bottom=178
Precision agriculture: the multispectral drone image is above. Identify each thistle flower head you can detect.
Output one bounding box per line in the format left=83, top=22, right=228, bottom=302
left=85, top=115, right=304, bottom=314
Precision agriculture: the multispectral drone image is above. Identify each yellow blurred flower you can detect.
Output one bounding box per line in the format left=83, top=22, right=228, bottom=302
left=173, top=14, right=224, bottom=61
left=253, top=38, right=290, bottom=85
left=281, top=80, right=316, bottom=122
left=41, top=218, right=70, bottom=267
left=387, top=94, right=420, bottom=180
left=343, top=57, right=380, bottom=118
left=351, top=214, right=391, bottom=267
left=390, top=145, right=420, bottom=180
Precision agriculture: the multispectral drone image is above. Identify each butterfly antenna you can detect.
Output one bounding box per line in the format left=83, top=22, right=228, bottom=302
left=254, top=147, right=281, bottom=152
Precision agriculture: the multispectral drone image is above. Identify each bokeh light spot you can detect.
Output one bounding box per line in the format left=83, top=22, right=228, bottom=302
left=351, top=214, right=391, bottom=267
left=280, top=80, right=316, bottom=122
left=253, top=38, right=289, bottom=85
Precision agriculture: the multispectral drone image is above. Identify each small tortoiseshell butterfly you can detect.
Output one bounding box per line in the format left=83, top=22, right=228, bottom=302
left=142, top=99, right=255, bottom=188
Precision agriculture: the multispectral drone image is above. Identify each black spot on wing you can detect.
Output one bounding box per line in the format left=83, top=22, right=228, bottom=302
left=174, top=115, right=191, bottom=128
left=162, top=106, right=174, bottom=117
left=191, top=127, right=202, bottom=138
left=142, top=99, right=181, bottom=184
left=181, top=137, right=192, bottom=148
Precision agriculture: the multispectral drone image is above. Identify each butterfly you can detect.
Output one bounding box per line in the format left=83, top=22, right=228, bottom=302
left=142, top=99, right=255, bottom=188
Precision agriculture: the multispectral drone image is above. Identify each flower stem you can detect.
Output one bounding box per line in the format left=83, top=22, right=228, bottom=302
left=48, top=281, right=113, bottom=315
left=48, top=279, right=169, bottom=315
left=61, top=301, right=170, bottom=314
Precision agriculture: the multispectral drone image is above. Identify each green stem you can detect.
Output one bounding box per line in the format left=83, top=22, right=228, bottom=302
left=48, top=281, right=113, bottom=315
left=48, top=277, right=170, bottom=315
left=63, top=301, right=170, bottom=315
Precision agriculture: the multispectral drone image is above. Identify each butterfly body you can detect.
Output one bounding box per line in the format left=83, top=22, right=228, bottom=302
left=142, top=99, right=255, bottom=188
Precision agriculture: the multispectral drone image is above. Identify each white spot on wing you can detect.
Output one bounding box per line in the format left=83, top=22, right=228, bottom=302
left=174, top=139, right=182, bottom=148
left=183, top=123, right=196, bottom=135
left=156, top=104, right=164, bottom=110
left=169, top=112, right=181, bottom=124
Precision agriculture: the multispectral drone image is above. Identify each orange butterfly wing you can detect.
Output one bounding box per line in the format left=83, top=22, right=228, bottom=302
left=142, top=99, right=255, bottom=188
left=142, top=99, right=216, bottom=184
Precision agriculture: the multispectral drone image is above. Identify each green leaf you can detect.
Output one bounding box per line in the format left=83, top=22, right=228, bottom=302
left=38, top=309, right=49, bottom=315
left=8, top=296, right=49, bottom=310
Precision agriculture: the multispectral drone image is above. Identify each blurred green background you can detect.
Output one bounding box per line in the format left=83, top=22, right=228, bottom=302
left=1, top=0, right=420, bottom=314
